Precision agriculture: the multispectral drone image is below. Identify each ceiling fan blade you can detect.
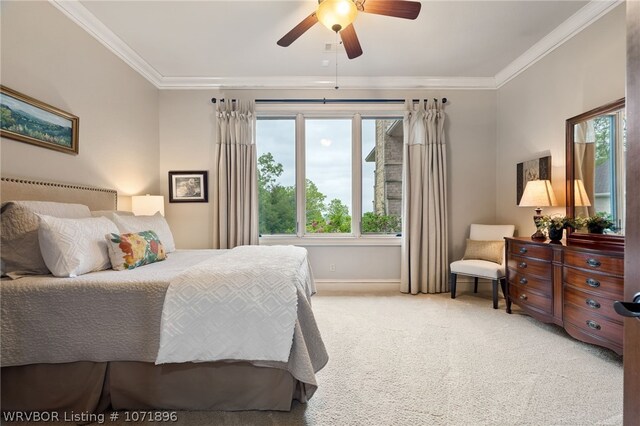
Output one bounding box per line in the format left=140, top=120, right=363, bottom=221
left=340, top=24, right=363, bottom=59
left=277, top=12, right=319, bottom=47
left=360, top=0, right=421, bottom=20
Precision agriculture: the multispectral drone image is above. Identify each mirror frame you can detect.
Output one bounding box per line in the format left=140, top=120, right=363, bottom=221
left=566, top=97, right=625, bottom=249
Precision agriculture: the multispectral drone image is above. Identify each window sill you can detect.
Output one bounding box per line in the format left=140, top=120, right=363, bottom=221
left=259, top=235, right=402, bottom=247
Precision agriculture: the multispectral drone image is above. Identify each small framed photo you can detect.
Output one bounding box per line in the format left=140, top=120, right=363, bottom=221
left=168, top=171, right=208, bottom=203
left=0, top=85, right=79, bottom=155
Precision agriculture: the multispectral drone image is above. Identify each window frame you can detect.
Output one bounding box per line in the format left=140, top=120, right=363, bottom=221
left=256, top=103, right=404, bottom=246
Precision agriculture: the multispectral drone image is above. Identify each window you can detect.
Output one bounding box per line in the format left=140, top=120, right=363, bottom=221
left=256, top=118, right=296, bottom=235
left=305, top=119, right=352, bottom=234
left=256, top=107, right=403, bottom=241
left=588, top=111, right=626, bottom=230
left=362, top=118, right=403, bottom=234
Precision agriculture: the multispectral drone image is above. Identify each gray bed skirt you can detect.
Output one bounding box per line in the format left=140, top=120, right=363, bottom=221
left=1, top=361, right=303, bottom=414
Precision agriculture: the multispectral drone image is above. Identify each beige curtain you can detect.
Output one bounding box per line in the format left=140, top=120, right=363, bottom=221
left=212, top=99, right=259, bottom=249
left=574, top=121, right=596, bottom=217
left=401, top=99, right=448, bottom=294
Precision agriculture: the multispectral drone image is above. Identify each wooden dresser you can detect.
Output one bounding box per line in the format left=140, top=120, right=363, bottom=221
left=505, top=237, right=624, bottom=354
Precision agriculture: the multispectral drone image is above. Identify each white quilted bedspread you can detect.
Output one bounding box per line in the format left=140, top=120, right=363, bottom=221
left=156, top=245, right=311, bottom=364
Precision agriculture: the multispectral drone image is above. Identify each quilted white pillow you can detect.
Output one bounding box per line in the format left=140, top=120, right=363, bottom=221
left=37, top=215, right=119, bottom=277
left=91, top=210, right=134, bottom=221
left=111, top=212, right=176, bottom=252
left=1, top=201, right=92, bottom=278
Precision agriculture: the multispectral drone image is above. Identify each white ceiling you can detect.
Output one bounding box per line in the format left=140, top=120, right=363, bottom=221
left=52, top=0, right=620, bottom=89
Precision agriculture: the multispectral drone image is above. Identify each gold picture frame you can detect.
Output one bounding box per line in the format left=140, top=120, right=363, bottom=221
left=0, top=85, right=79, bottom=155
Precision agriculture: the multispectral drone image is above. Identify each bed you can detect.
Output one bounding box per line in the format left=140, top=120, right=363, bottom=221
left=0, top=177, right=328, bottom=414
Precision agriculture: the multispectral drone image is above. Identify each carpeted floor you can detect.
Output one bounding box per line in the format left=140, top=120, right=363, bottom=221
left=102, top=285, right=623, bottom=426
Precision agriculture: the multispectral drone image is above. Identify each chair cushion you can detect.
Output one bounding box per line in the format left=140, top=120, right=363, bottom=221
left=462, top=239, right=504, bottom=264
left=450, top=259, right=505, bottom=279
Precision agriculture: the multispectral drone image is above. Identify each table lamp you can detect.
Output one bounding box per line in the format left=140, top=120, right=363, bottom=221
left=132, top=194, right=165, bottom=216
left=519, top=180, right=557, bottom=240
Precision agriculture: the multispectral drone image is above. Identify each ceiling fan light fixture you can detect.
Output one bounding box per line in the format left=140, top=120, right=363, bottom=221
left=316, top=0, right=358, bottom=33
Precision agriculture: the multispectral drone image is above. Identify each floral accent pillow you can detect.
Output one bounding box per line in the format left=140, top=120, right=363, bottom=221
left=106, top=230, right=167, bottom=271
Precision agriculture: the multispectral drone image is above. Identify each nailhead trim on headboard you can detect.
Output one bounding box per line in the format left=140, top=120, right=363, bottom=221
left=1, top=176, right=118, bottom=210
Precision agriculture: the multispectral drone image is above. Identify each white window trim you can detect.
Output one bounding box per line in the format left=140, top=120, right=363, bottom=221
left=260, top=235, right=402, bottom=247
left=257, top=104, right=404, bottom=245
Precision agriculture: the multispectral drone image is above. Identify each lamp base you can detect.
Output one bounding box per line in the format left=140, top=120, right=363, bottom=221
left=531, top=229, right=547, bottom=240
left=531, top=208, right=546, bottom=240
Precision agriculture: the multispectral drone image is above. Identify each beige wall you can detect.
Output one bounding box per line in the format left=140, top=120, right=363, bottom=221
left=496, top=4, right=626, bottom=236
left=0, top=1, right=159, bottom=208
left=160, top=89, right=498, bottom=279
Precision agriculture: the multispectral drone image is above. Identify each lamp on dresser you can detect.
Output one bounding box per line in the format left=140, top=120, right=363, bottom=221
left=518, top=179, right=557, bottom=240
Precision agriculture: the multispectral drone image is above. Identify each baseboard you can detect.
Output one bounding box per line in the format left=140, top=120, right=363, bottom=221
left=314, top=277, right=493, bottom=293
left=314, top=278, right=400, bottom=284
left=315, top=280, right=400, bottom=293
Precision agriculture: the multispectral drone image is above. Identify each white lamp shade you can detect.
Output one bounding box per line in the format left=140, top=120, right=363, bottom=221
left=519, top=180, right=557, bottom=207
left=132, top=195, right=165, bottom=216
left=574, top=179, right=592, bottom=207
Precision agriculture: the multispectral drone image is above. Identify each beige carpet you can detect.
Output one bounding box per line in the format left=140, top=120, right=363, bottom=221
left=3, top=286, right=622, bottom=426
left=95, top=285, right=623, bottom=426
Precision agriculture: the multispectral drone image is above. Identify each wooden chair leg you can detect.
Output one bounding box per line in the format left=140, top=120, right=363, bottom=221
left=451, top=273, right=457, bottom=299
left=500, top=278, right=507, bottom=298
left=492, top=279, right=499, bottom=309
left=474, top=277, right=479, bottom=293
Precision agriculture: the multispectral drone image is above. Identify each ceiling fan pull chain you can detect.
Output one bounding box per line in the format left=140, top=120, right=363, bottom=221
left=335, top=33, right=340, bottom=90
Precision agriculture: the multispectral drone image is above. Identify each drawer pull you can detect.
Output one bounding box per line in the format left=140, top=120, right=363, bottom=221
left=519, top=262, right=527, bottom=268
left=586, top=320, right=601, bottom=331
left=519, top=294, right=528, bottom=301
left=586, top=258, right=601, bottom=268
left=519, top=277, right=528, bottom=285
left=586, top=278, right=600, bottom=288
left=585, top=298, right=601, bottom=309
left=519, top=247, right=528, bottom=254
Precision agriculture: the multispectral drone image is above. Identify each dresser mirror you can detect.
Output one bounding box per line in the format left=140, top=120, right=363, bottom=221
left=566, top=98, right=625, bottom=248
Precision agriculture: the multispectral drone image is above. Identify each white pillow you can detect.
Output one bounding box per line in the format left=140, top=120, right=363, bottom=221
left=91, top=210, right=134, bottom=222
left=37, top=215, right=118, bottom=277
left=1, top=201, right=92, bottom=278
left=111, top=212, right=176, bottom=252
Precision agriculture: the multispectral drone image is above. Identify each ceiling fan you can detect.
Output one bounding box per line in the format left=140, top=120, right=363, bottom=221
left=277, top=0, right=422, bottom=59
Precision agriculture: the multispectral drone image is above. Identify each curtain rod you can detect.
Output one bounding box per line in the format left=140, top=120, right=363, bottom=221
left=210, top=98, right=447, bottom=105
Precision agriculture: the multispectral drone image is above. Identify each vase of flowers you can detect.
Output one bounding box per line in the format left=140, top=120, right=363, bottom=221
left=537, top=215, right=575, bottom=241
left=582, top=212, right=615, bottom=234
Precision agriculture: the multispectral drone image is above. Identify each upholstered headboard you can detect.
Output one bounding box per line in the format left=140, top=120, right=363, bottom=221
left=0, top=177, right=117, bottom=210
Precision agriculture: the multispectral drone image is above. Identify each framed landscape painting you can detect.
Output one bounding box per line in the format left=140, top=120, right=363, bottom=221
left=168, top=171, right=209, bottom=203
left=0, top=85, right=79, bottom=155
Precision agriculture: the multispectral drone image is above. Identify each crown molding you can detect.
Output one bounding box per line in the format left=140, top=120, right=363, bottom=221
left=49, top=0, right=164, bottom=87
left=158, top=76, right=497, bottom=90
left=495, top=0, right=623, bottom=88
left=46, top=0, right=496, bottom=90
left=50, top=0, right=620, bottom=91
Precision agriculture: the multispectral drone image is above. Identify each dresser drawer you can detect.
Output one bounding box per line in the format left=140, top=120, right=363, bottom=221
left=507, top=255, right=551, bottom=280
left=509, top=284, right=552, bottom=314
left=564, top=286, right=620, bottom=322
left=563, top=267, right=623, bottom=299
left=508, top=241, right=552, bottom=261
left=563, top=303, right=623, bottom=344
left=563, top=250, right=623, bottom=276
left=508, top=269, right=552, bottom=295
